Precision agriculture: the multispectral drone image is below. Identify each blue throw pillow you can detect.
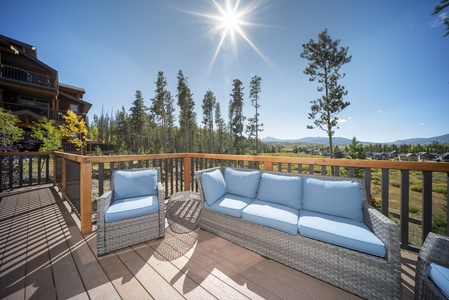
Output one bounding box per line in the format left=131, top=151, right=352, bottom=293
left=302, top=177, right=363, bottom=222
left=113, top=169, right=158, bottom=200
left=257, top=173, right=302, bottom=210
left=225, top=168, right=261, bottom=199
left=202, top=169, right=227, bottom=206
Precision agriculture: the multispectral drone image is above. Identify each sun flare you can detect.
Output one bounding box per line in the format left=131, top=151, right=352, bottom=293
left=194, top=0, right=268, bottom=73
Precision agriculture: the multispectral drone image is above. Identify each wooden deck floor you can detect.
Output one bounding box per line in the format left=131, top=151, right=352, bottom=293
left=1, top=186, right=417, bottom=299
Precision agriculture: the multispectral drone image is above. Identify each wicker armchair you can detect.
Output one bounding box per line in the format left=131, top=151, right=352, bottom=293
left=415, top=232, right=449, bottom=300
left=96, top=168, right=165, bottom=256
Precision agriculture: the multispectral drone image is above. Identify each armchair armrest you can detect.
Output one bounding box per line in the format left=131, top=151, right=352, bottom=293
left=419, top=232, right=449, bottom=269
left=96, top=190, right=112, bottom=255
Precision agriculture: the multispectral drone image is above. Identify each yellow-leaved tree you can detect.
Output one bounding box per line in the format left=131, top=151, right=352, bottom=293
left=59, top=110, right=87, bottom=155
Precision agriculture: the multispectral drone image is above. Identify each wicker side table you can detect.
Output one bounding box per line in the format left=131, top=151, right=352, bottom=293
left=166, top=191, right=201, bottom=233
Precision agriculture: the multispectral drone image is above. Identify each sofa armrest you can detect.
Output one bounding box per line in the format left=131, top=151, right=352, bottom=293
left=363, top=201, right=400, bottom=262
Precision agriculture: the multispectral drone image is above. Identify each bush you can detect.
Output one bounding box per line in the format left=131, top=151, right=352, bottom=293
left=432, top=214, right=447, bottom=235
left=409, top=205, right=420, bottom=214
left=410, top=185, right=422, bottom=193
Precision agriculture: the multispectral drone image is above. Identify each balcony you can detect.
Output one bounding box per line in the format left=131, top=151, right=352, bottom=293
left=1, top=151, right=448, bottom=298
left=0, top=102, right=81, bottom=124
left=0, top=64, right=56, bottom=89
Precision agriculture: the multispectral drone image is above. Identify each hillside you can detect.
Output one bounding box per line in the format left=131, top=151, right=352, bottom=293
left=261, top=133, right=449, bottom=145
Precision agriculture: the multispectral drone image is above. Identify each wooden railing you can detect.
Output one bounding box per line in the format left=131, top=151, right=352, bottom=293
left=0, top=64, right=56, bottom=88
left=0, top=102, right=76, bottom=122
left=0, top=151, right=52, bottom=192
left=2, top=151, right=448, bottom=251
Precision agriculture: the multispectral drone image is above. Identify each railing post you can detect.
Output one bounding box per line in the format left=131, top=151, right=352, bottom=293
left=80, top=158, right=92, bottom=234
left=184, top=156, right=191, bottom=191
left=422, top=171, right=432, bottom=243
left=400, top=170, right=410, bottom=246
left=53, top=153, right=57, bottom=186
left=263, top=161, right=272, bottom=171
left=381, top=169, right=389, bottom=216
left=62, top=157, right=67, bottom=201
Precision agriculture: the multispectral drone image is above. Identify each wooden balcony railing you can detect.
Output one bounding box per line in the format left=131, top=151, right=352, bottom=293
left=1, top=151, right=448, bottom=251
left=1, top=102, right=81, bottom=122
left=0, top=64, right=56, bottom=88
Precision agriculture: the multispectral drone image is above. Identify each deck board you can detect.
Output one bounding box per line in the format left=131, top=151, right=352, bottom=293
left=0, top=186, right=417, bottom=299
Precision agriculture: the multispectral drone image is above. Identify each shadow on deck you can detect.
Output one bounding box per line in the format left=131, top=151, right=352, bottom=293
left=0, top=186, right=416, bottom=299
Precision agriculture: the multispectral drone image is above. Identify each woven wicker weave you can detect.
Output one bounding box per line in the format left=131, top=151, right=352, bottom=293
left=196, top=166, right=402, bottom=300
left=97, top=167, right=165, bottom=256
left=415, top=232, right=449, bottom=300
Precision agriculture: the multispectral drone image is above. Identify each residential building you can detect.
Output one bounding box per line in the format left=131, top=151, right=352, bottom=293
left=0, top=34, right=91, bottom=136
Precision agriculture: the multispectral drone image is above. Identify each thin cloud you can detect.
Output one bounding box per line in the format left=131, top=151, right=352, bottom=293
left=431, top=12, right=448, bottom=28
left=418, top=123, right=426, bottom=126
left=376, top=109, right=383, bottom=113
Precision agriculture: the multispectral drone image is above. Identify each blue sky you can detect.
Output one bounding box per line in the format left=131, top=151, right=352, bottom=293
left=1, top=0, right=448, bottom=143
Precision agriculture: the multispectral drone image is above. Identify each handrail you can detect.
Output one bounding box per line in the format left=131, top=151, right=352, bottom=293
left=0, top=63, right=56, bottom=88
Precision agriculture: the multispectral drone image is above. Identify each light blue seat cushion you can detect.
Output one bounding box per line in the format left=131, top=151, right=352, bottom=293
left=257, top=173, right=302, bottom=210
left=113, top=169, right=158, bottom=200
left=225, top=168, right=260, bottom=199
left=427, top=263, right=449, bottom=299
left=205, top=193, right=254, bottom=218
left=105, top=195, right=159, bottom=223
left=242, top=200, right=299, bottom=235
left=298, top=210, right=386, bottom=257
left=302, top=178, right=363, bottom=222
left=201, top=169, right=227, bottom=206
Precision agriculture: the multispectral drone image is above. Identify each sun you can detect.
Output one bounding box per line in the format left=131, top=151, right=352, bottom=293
left=197, top=0, right=268, bottom=72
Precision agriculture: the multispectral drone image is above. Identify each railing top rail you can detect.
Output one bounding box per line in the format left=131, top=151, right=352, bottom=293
left=188, top=153, right=449, bottom=173
left=0, top=151, right=52, bottom=157
left=48, top=152, right=449, bottom=173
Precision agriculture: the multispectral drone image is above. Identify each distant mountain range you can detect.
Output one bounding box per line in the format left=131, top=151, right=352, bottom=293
left=261, top=134, right=449, bottom=145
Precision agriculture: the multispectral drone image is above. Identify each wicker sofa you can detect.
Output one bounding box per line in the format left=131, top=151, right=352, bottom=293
left=196, top=166, right=402, bottom=299
left=97, top=168, right=165, bottom=256
left=415, top=232, right=449, bottom=299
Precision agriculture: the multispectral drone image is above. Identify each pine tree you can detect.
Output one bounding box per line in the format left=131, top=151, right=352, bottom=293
left=151, top=71, right=168, bottom=153
left=214, top=102, right=226, bottom=154
left=164, top=90, right=175, bottom=152
left=129, top=90, right=147, bottom=153
left=300, top=29, right=351, bottom=158
left=201, top=90, right=216, bottom=153
left=176, top=70, right=196, bottom=152
left=229, top=79, right=246, bottom=154
left=247, top=75, right=263, bottom=154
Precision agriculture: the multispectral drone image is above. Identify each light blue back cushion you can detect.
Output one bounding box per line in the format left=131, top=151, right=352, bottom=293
left=225, top=168, right=260, bottom=199
left=427, top=263, right=449, bottom=299
left=257, top=173, right=302, bottom=210
left=202, top=169, right=227, bottom=206
left=114, top=169, right=158, bottom=200
left=303, top=178, right=363, bottom=222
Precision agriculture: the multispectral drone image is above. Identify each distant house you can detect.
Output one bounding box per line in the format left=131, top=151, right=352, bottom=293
left=436, top=152, right=449, bottom=162
left=418, top=152, right=438, bottom=161
left=389, top=150, right=398, bottom=158
left=0, top=34, right=91, bottom=133
left=372, top=152, right=388, bottom=160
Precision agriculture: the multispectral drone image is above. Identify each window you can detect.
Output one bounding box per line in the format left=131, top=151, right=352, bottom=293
left=70, top=104, right=79, bottom=113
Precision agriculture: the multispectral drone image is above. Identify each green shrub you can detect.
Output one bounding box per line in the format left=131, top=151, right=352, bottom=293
left=409, top=205, right=420, bottom=214
left=410, top=185, right=422, bottom=193
left=433, top=186, right=447, bottom=195
left=432, top=214, right=447, bottom=235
